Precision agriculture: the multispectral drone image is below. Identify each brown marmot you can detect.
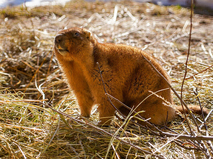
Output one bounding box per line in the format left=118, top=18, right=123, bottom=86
left=54, top=27, right=208, bottom=126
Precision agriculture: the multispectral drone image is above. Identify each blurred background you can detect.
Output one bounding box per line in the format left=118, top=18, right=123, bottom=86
left=1, top=0, right=213, bottom=9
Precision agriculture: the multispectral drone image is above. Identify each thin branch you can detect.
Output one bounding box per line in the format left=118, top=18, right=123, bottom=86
left=180, top=0, right=197, bottom=135
left=96, top=62, right=126, bottom=118
left=140, top=54, right=199, bottom=131
left=193, top=88, right=207, bottom=131
left=185, top=64, right=213, bottom=80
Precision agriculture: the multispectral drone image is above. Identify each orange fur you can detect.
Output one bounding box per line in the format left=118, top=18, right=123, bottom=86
left=54, top=27, right=209, bottom=126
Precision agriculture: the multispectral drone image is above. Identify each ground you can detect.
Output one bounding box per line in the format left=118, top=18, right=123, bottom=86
left=0, top=0, right=212, bottom=158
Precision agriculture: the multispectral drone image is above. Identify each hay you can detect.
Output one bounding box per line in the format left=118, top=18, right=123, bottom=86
left=0, top=0, right=212, bottom=158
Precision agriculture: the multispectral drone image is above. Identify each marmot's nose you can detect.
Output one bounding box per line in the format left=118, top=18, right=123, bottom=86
left=55, top=34, right=63, bottom=44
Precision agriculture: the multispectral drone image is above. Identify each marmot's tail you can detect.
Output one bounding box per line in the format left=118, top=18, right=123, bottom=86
left=176, top=105, right=209, bottom=116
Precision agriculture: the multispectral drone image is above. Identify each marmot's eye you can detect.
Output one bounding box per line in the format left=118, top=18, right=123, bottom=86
left=74, top=32, right=80, bottom=37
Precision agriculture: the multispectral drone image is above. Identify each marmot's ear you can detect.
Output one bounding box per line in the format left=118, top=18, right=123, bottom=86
left=83, top=28, right=91, bottom=40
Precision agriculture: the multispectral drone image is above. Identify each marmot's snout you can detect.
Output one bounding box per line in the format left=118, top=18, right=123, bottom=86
left=54, top=34, right=69, bottom=55
left=55, top=34, right=64, bottom=44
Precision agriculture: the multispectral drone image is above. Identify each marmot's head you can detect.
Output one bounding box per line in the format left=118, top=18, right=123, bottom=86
left=54, top=27, right=95, bottom=61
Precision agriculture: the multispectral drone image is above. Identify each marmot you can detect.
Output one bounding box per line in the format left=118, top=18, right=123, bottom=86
left=54, top=27, right=208, bottom=126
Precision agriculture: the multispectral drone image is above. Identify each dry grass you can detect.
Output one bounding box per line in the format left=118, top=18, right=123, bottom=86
left=0, top=0, right=212, bottom=158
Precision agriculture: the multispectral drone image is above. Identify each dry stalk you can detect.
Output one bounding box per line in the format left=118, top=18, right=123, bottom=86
left=180, top=0, right=196, bottom=135
left=193, top=88, right=207, bottom=131
left=185, top=64, right=213, bottom=80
